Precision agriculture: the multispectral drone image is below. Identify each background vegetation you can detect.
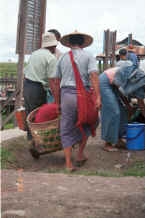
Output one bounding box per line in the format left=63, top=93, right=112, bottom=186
left=0, top=62, right=17, bottom=77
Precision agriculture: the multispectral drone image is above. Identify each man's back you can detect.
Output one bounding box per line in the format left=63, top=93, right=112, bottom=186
left=127, top=51, right=139, bottom=69
left=24, top=48, right=57, bottom=87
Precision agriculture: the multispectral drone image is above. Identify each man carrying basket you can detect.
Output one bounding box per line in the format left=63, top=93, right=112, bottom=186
left=23, top=32, right=58, bottom=144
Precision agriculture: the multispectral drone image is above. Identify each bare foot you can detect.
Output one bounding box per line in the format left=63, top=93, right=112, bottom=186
left=103, top=142, right=118, bottom=152
left=115, top=139, right=126, bottom=149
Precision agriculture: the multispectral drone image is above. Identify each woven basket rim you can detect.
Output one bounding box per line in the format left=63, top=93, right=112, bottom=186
left=27, top=106, right=60, bottom=125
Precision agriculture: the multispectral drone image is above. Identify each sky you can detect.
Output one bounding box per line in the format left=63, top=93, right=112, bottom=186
left=0, top=0, right=145, bottom=62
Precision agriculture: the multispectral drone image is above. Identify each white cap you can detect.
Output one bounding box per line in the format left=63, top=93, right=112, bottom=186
left=41, top=32, right=58, bottom=48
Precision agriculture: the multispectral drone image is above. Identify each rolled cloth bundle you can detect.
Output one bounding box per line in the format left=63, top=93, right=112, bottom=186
left=35, top=103, right=59, bottom=123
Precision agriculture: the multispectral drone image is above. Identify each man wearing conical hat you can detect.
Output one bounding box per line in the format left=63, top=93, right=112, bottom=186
left=55, top=31, right=101, bottom=171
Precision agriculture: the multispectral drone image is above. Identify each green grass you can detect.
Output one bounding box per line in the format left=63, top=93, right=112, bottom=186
left=2, top=114, right=15, bottom=129
left=0, top=62, right=27, bottom=77
left=0, top=62, right=18, bottom=129
left=123, top=161, right=145, bottom=177
left=5, top=164, right=144, bottom=177
left=46, top=162, right=145, bottom=177
left=4, top=122, right=14, bottom=129
left=73, top=170, right=121, bottom=177
left=0, top=62, right=18, bottom=72
left=1, top=147, right=16, bottom=169
left=0, top=62, right=17, bottom=77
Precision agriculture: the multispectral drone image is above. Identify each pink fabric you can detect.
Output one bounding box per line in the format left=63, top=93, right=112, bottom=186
left=104, top=67, right=118, bottom=84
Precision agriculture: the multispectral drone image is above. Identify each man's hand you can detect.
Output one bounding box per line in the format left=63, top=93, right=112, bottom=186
left=96, top=97, right=101, bottom=110
left=127, top=107, right=136, bottom=121
left=90, top=72, right=101, bottom=110
left=49, top=78, right=61, bottom=105
left=138, top=99, right=145, bottom=118
left=141, top=108, right=145, bottom=117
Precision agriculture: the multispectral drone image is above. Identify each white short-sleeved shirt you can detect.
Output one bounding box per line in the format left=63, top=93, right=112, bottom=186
left=140, top=60, right=145, bottom=71
left=56, top=48, right=98, bottom=87
left=24, top=48, right=57, bottom=89
left=116, top=60, right=133, bottom=68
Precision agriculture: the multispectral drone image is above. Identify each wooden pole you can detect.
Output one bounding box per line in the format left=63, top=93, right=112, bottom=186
left=104, top=29, right=110, bottom=70
left=128, top=33, right=133, bottom=46
left=15, top=0, right=26, bottom=109
left=103, top=31, right=107, bottom=70
left=40, top=0, right=47, bottom=46
left=111, top=31, right=117, bottom=67
left=15, top=53, right=25, bottom=109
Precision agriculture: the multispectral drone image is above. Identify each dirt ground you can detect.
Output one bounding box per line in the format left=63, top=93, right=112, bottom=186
left=1, top=125, right=145, bottom=175
left=1, top=125, right=145, bottom=218
left=2, top=170, right=145, bottom=218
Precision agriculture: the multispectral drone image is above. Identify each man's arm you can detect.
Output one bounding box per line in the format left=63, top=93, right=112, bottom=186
left=112, top=84, right=135, bottom=120
left=89, top=71, right=101, bottom=109
left=47, top=57, right=61, bottom=107
left=137, top=98, right=145, bottom=117
left=49, top=78, right=61, bottom=106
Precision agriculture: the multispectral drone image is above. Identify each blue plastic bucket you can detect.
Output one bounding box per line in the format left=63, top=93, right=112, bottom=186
left=126, top=123, right=145, bottom=150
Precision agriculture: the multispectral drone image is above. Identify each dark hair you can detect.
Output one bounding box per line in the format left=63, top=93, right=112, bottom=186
left=47, top=29, right=61, bottom=41
left=69, top=34, right=84, bottom=46
left=116, top=54, right=120, bottom=62
left=119, top=48, right=127, bottom=56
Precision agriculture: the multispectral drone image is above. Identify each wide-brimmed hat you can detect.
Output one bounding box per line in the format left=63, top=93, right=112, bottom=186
left=60, top=31, right=93, bottom=48
left=41, top=32, right=58, bottom=48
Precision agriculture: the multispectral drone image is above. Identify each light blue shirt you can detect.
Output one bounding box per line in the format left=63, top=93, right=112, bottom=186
left=24, top=48, right=57, bottom=89
left=56, top=48, right=98, bottom=87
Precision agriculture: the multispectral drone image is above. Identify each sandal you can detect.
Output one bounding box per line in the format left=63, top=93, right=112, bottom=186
left=75, top=158, right=88, bottom=167
left=103, top=146, right=118, bottom=152
left=116, top=139, right=126, bottom=149
left=66, top=167, right=77, bottom=173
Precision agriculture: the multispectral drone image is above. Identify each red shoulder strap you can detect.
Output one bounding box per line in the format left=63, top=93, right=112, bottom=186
left=69, top=51, right=84, bottom=88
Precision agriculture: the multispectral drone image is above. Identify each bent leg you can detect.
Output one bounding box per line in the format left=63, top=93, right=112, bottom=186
left=23, top=80, right=46, bottom=140
left=99, top=74, right=121, bottom=145
left=76, top=137, right=88, bottom=161
left=63, top=146, right=74, bottom=169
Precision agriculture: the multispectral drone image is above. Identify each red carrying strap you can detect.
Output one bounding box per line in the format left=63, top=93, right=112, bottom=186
left=69, top=51, right=84, bottom=88
left=69, top=51, right=87, bottom=138
left=69, top=50, right=97, bottom=139
left=69, top=50, right=86, bottom=138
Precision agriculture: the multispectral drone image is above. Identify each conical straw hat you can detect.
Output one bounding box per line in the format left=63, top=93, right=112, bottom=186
left=60, top=30, right=93, bottom=48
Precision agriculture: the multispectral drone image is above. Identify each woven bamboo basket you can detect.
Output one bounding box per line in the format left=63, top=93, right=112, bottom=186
left=27, top=107, right=62, bottom=153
